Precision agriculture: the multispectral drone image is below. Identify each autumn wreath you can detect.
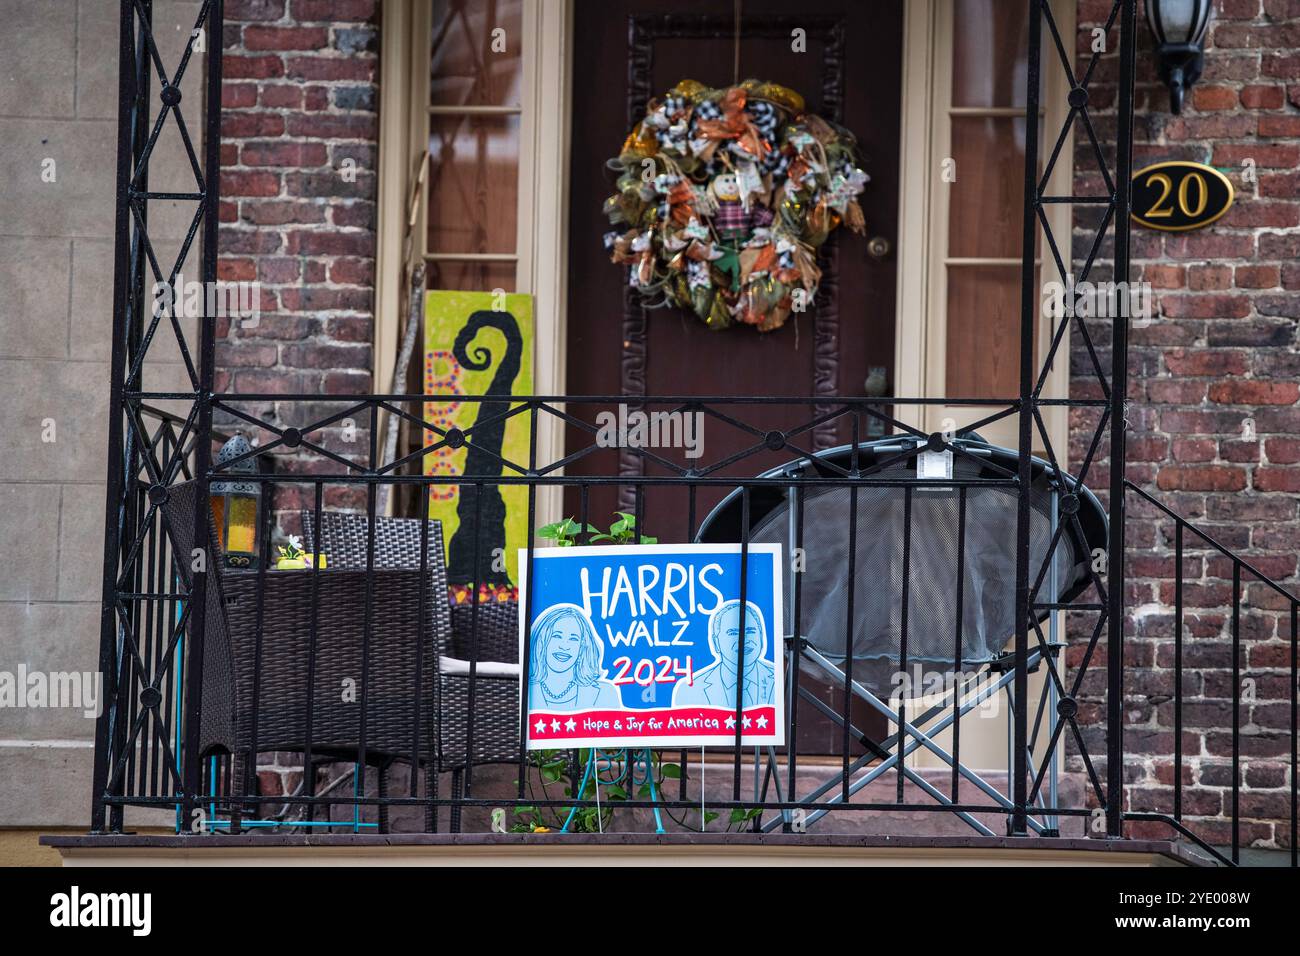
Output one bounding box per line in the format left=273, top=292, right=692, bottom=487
left=603, top=78, right=868, bottom=332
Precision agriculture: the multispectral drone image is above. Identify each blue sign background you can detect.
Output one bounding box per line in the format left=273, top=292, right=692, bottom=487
left=521, top=544, right=783, bottom=710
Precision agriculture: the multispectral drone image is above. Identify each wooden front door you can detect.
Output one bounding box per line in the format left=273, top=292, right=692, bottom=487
left=565, top=0, right=903, bottom=535
left=562, top=1, right=903, bottom=755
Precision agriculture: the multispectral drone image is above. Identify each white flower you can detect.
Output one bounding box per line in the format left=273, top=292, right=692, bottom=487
left=288, top=534, right=303, bottom=551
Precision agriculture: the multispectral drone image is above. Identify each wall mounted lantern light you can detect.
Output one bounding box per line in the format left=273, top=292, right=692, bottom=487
left=1145, top=0, right=1212, bottom=114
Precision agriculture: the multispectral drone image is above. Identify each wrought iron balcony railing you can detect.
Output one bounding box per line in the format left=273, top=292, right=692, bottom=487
left=84, top=0, right=1297, bottom=865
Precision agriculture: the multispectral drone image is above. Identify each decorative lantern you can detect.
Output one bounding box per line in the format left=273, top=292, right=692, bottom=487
left=1145, top=0, right=1212, bottom=114
left=210, top=435, right=262, bottom=569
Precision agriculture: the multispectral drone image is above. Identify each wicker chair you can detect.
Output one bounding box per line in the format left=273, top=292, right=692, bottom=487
left=302, top=511, right=521, bottom=831
left=158, top=480, right=446, bottom=831
left=443, top=599, right=522, bottom=766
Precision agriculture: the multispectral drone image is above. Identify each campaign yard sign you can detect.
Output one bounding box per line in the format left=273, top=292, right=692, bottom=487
left=519, top=543, right=785, bottom=749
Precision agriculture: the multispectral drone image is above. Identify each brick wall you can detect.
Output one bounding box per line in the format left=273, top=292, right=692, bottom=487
left=220, top=0, right=381, bottom=802
left=218, top=0, right=380, bottom=520
left=1073, top=0, right=1299, bottom=851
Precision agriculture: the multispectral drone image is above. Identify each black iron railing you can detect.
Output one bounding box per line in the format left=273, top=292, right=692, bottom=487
left=87, top=0, right=1296, bottom=862
left=94, top=394, right=1299, bottom=861
left=1124, top=481, right=1299, bottom=867
left=100, top=394, right=1109, bottom=834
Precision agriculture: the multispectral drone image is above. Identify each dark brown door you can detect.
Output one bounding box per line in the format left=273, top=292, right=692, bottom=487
left=565, top=0, right=902, bottom=520
left=563, top=1, right=903, bottom=754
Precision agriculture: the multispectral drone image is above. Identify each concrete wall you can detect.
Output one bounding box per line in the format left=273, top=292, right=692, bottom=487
left=0, top=0, right=204, bottom=844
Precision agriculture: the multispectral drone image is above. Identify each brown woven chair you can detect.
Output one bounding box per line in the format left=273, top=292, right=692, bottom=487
left=443, top=599, right=522, bottom=768
left=158, top=481, right=446, bottom=831
left=304, top=511, right=522, bottom=831
left=154, top=481, right=237, bottom=763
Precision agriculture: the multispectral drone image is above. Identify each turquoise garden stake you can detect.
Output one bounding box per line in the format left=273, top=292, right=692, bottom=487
left=561, top=748, right=666, bottom=835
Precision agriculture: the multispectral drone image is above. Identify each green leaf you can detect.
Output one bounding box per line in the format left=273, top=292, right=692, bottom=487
left=605, top=784, right=629, bottom=801
left=637, top=782, right=654, bottom=798
left=703, top=811, right=720, bottom=824
left=538, top=517, right=596, bottom=547
left=729, top=807, right=750, bottom=823
left=660, top=763, right=682, bottom=779
left=537, top=520, right=567, bottom=540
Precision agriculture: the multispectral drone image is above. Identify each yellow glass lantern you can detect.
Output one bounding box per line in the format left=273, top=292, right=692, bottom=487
left=210, top=436, right=262, bottom=569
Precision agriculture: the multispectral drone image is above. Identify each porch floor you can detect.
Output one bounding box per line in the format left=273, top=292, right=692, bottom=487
left=42, top=832, right=1198, bottom=867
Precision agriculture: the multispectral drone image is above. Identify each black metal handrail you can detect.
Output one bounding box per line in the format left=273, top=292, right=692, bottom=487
left=1124, top=481, right=1299, bottom=867
left=100, top=394, right=1114, bottom=839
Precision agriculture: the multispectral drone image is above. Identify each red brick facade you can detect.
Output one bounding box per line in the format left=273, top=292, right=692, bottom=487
left=1074, top=0, right=1299, bottom=850
left=218, top=0, right=379, bottom=516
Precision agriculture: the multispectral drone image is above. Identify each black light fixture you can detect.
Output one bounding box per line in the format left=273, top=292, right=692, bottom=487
left=1145, top=0, right=1212, bottom=114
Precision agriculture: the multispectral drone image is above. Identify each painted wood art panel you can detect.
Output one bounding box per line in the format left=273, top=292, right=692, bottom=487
left=424, top=290, right=534, bottom=603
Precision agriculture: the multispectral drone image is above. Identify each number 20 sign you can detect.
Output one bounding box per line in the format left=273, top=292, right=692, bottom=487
left=1131, top=160, right=1234, bottom=232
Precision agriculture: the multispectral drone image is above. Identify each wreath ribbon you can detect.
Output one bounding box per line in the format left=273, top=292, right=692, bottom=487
left=604, top=78, right=869, bottom=333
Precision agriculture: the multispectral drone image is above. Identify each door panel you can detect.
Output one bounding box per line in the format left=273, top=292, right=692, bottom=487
left=563, top=1, right=904, bottom=756
left=565, top=0, right=904, bottom=540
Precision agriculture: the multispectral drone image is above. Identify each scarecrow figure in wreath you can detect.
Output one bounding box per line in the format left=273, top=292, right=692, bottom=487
left=708, top=168, right=776, bottom=293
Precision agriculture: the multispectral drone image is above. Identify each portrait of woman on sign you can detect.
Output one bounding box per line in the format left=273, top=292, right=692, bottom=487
left=527, top=603, right=622, bottom=712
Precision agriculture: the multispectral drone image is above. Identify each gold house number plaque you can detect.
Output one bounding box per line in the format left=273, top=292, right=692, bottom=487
left=1130, top=160, right=1235, bottom=232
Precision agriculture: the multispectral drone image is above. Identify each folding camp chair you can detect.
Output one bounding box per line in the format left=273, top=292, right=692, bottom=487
left=696, top=436, right=1107, bottom=834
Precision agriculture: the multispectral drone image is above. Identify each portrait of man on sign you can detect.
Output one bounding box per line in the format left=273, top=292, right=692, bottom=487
left=671, top=599, right=775, bottom=708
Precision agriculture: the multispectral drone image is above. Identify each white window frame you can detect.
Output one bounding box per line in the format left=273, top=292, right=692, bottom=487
left=893, top=0, right=1076, bottom=771
left=376, top=0, right=572, bottom=519
left=893, top=0, right=1075, bottom=458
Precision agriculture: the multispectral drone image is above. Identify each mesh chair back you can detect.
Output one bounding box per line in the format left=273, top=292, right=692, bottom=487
left=697, top=439, right=1107, bottom=697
